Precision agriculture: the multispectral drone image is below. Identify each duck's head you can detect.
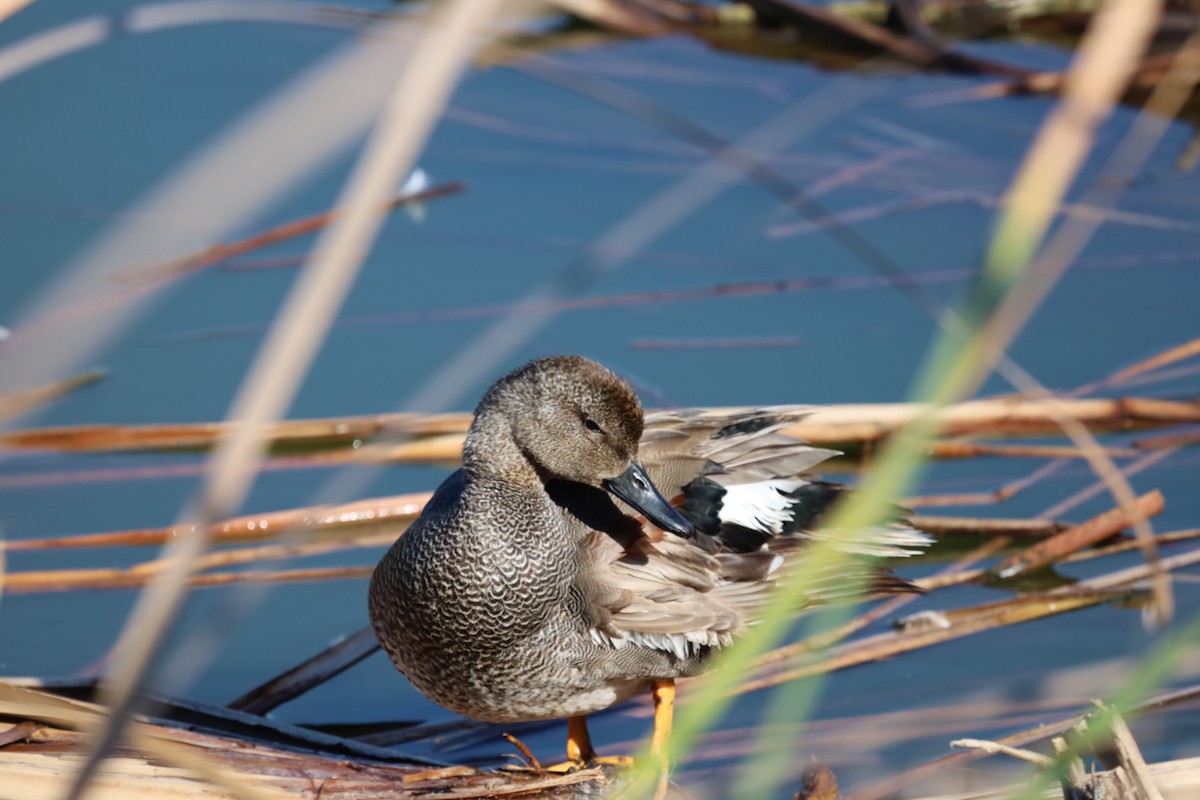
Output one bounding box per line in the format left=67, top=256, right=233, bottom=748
left=471, top=355, right=693, bottom=537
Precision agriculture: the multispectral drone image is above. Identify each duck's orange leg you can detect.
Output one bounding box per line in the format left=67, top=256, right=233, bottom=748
left=650, top=680, right=675, bottom=756
left=650, top=679, right=675, bottom=798
left=566, top=716, right=595, bottom=764
left=545, top=715, right=633, bottom=772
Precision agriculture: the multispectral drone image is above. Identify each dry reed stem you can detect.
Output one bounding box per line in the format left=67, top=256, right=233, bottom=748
left=904, top=754, right=1200, bottom=800
left=843, top=571, right=1168, bottom=690
left=0, top=0, right=35, bottom=24
left=603, top=691, right=1125, bottom=755
left=1041, top=448, right=1176, bottom=520
left=917, top=527, right=1200, bottom=592
left=1133, top=428, right=1200, bottom=450
left=1100, top=702, right=1168, bottom=800
left=0, top=15, right=111, bottom=90
left=757, top=503, right=1075, bottom=669
left=5, top=396, right=1196, bottom=454
left=109, top=180, right=467, bottom=285
left=990, top=490, right=1165, bottom=579
left=949, top=738, right=1055, bottom=767
left=1063, top=528, right=1200, bottom=562
left=734, top=589, right=1126, bottom=697
left=747, top=495, right=1191, bottom=692
left=1073, top=335, right=1200, bottom=397
left=847, top=685, right=1200, bottom=800
left=906, top=458, right=1070, bottom=508
left=926, top=440, right=1137, bottom=459
left=0, top=683, right=285, bottom=800
left=0, top=699, right=602, bottom=799
left=0, top=564, right=375, bottom=594
left=131, top=533, right=392, bottom=576
left=907, top=516, right=1066, bottom=537
left=754, top=529, right=1015, bottom=668
left=9, top=502, right=1075, bottom=556
left=2, top=492, right=432, bottom=551
left=932, top=45, right=1200, bottom=107
left=0, top=370, right=105, bottom=423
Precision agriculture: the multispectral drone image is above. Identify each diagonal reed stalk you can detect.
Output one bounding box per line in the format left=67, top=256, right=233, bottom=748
left=0, top=0, right=35, bottom=23
left=60, top=2, right=525, bottom=798
left=615, top=0, right=1169, bottom=794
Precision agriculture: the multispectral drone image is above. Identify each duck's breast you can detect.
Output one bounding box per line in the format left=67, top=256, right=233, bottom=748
left=370, top=470, right=577, bottom=665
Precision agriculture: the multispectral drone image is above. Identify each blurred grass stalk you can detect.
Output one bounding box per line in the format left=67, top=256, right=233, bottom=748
left=614, top=0, right=1172, bottom=795
left=0, top=0, right=34, bottom=24
left=59, top=1, right=530, bottom=799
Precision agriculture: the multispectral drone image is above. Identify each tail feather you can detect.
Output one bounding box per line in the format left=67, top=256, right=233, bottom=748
left=790, top=562, right=925, bottom=605
left=795, top=526, right=933, bottom=559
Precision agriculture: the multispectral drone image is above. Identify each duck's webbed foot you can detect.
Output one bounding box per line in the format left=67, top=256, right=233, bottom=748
left=544, top=716, right=634, bottom=772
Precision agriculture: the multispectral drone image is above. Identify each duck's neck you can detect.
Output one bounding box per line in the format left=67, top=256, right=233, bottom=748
left=463, top=408, right=544, bottom=490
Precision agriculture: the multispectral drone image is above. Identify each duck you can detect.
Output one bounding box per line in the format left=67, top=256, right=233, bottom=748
left=368, top=355, right=927, bottom=789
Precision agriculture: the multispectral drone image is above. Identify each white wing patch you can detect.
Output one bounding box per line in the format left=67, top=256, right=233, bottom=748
left=718, top=479, right=807, bottom=534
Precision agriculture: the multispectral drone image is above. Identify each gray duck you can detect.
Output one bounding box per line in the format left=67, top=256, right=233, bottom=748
left=368, top=356, right=926, bottom=780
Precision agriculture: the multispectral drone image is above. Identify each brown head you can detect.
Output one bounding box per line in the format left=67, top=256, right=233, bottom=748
left=465, top=355, right=692, bottom=536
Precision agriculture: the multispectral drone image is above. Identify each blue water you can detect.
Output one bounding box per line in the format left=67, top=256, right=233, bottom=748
left=2, top=2, right=1199, bottom=796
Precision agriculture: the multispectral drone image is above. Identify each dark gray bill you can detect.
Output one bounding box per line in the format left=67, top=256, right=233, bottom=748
left=603, top=462, right=694, bottom=537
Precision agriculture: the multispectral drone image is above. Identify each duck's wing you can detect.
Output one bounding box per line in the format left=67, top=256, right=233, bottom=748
left=580, top=527, right=765, bottom=656
left=584, top=408, right=928, bottom=660
left=582, top=524, right=914, bottom=659
left=638, top=407, right=836, bottom=495
left=641, top=407, right=930, bottom=559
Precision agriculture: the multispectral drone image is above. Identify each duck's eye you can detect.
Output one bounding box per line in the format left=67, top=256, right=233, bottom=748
left=583, top=418, right=602, bottom=433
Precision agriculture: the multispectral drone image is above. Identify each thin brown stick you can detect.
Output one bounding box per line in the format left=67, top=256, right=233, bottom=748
left=1063, top=528, right=1200, bottom=563
left=1073, top=335, right=1200, bottom=396
left=5, top=396, right=1197, bottom=454
left=109, top=181, right=467, bottom=285
left=905, top=457, right=1069, bottom=508
left=781, top=545, right=1200, bottom=694
left=926, top=440, right=1136, bottom=459
left=754, top=490, right=1188, bottom=676
left=1, top=531, right=388, bottom=593
left=846, top=683, right=1200, bottom=800
left=990, top=490, right=1165, bottom=580
left=757, top=530, right=1026, bottom=670
left=1133, top=427, right=1200, bottom=450
left=1101, top=702, right=1168, bottom=800
left=0, top=370, right=105, bottom=423
left=0, top=564, right=374, bottom=594
left=1041, top=448, right=1176, bottom=520
left=907, top=515, right=1066, bottom=538
left=501, top=732, right=545, bottom=773
left=736, top=589, right=1128, bottom=697
left=2, top=492, right=431, bottom=551
left=949, top=738, right=1055, bottom=767
left=915, top=528, right=1200, bottom=592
